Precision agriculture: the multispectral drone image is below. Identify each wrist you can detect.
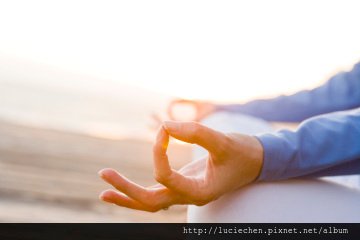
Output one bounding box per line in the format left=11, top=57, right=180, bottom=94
left=225, top=133, right=264, bottom=184
left=251, top=136, right=264, bottom=181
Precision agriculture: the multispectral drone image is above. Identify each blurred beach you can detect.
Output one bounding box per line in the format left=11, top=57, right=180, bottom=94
left=0, top=57, right=191, bottom=222
left=1, top=0, right=360, bottom=224
left=0, top=56, right=174, bottom=140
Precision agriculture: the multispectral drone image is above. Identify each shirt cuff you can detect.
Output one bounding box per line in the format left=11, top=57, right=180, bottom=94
left=254, top=133, right=289, bottom=181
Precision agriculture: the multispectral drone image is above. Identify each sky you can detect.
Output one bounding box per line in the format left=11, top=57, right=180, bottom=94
left=0, top=0, right=360, bottom=102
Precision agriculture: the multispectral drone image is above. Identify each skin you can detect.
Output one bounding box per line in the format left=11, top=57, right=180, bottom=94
left=166, top=99, right=216, bottom=122
left=150, top=99, right=216, bottom=129
left=99, top=119, right=264, bottom=212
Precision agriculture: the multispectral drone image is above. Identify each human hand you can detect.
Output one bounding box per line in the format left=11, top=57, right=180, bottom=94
left=167, top=99, right=217, bottom=122
left=99, top=121, right=264, bottom=212
left=149, top=99, right=216, bottom=130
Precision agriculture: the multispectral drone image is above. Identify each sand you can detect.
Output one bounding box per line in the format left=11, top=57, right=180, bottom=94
left=0, top=120, right=191, bottom=222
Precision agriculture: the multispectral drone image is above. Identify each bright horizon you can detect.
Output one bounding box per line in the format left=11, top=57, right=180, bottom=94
left=1, top=0, right=360, bottom=102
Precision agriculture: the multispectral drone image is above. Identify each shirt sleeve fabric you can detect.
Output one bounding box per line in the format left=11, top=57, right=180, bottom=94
left=256, top=108, right=360, bottom=181
left=217, top=62, right=360, bottom=122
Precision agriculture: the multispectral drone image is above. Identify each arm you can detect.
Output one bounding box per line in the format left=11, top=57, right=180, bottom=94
left=218, top=62, right=360, bottom=122
left=99, top=110, right=359, bottom=211
left=257, top=108, right=360, bottom=181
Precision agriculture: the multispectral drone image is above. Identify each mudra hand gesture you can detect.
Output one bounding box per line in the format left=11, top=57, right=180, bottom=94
left=99, top=121, right=264, bottom=212
left=150, top=99, right=216, bottom=129
left=167, top=99, right=217, bottom=122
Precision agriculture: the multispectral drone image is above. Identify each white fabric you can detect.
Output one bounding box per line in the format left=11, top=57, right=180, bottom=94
left=187, top=112, right=360, bottom=223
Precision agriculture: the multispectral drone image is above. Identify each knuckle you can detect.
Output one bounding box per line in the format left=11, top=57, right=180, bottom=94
left=191, top=195, right=210, bottom=206
left=188, top=122, right=199, bottom=132
left=148, top=206, right=160, bottom=213
left=147, top=202, right=164, bottom=212
left=154, top=174, right=164, bottom=183
left=188, top=122, right=201, bottom=141
left=214, top=134, right=232, bottom=156
left=194, top=202, right=206, bottom=206
left=191, top=188, right=218, bottom=206
left=153, top=172, right=163, bottom=182
left=193, top=198, right=210, bottom=206
left=153, top=171, right=172, bottom=184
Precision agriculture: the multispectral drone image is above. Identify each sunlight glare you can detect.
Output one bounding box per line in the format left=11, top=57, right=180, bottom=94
left=0, top=0, right=359, bottom=102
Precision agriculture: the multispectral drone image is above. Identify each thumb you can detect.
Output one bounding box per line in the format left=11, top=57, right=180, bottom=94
left=163, top=121, right=225, bottom=152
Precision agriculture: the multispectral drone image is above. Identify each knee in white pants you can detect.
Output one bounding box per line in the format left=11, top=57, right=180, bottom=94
left=188, top=112, right=360, bottom=222
left=188, top=179, right=360, bottom=223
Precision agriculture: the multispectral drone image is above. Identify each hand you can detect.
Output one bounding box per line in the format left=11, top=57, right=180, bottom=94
left=167, top=99, right=216, bottom=122
left=149, top=99, right=216, bottom=130
left=99, top=121, right=264, bottom=212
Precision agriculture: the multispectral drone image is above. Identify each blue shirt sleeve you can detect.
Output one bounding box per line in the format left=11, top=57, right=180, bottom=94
left=256, top=109, right=360, bottom=181
left=218, top=62, right=360, bottom=122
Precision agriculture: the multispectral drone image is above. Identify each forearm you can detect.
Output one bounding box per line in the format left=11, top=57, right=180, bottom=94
left=256, top=108, right=360, bottom=181
left=217, top=62, right=360, bottom=122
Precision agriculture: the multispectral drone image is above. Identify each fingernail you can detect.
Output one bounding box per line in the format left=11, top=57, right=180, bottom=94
left=98, top=168, right=110, bottom=177
left=99, top=193, right=105, bottom=201
left=100, top=189, right=112, bottom=199
left=98, top=169, right=105, bottom=177
left=163, top=121, right=180, bottom=132
left=99, top=191, right=109, bottom=202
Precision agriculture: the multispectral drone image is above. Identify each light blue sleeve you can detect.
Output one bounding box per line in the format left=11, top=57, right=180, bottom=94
left=218, top=62, right=360, bottom=122
left=256, top=109, right=360, bottom=181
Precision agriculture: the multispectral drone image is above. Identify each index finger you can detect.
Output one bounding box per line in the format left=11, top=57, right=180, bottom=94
left=153, top=126, right=204, bottom=198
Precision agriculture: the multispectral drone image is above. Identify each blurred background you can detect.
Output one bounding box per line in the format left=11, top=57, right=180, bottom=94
left=0, top=0, right=359, bottom=222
